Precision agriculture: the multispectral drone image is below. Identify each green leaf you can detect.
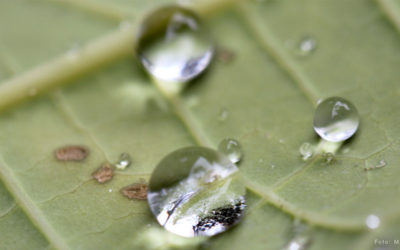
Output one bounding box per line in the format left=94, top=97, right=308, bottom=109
left=1, top=0, right=400, bottom=249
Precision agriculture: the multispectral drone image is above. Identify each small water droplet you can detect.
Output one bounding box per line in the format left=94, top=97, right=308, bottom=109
left=147, top=146, right=246, bottom=237
left=219, top=108, right=229, bottom=121
left=283, top=220, right=311, bottom=250
left=296, top=36, right=317, bottom=56
left=313, top=97, right=359, bottom=142
left=115, top=152, right=131, bottom=170
left=366, top=214, right=380, bottom=229
left=137, top=6, right=214, bottom=84
left=299, top=142, right=313, bottom=161
left=218, top=138, right=243, bottom=163
left=109, top=188, right=113, bottom=193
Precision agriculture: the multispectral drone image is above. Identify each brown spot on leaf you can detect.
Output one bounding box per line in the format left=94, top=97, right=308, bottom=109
left=55, top=146, right=89, bottom=161
left=217, top=48, right=235, bottom=63
left=120, top=182, right=148, bottom=200
left=92, top=162, right=114, bottom=183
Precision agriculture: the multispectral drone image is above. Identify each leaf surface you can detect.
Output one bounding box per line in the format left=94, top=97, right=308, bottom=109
left=0, top=0, right=400, bottom=249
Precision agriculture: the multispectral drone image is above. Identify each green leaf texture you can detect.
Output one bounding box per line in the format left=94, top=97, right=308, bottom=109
left=1, top=0, right=400, bottom=249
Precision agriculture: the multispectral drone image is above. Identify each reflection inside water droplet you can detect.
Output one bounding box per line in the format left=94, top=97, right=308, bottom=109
left=137, top=6, right=214, bottom=84
left=147, top=146, right=246, bottom=237
left=115, top=152, right=131, bottom=170
left=313, top=97, right=359, bottom=142
left=218, top=138, right=243, bottom=163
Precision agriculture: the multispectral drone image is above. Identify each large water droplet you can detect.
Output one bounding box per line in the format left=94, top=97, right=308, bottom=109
left=313, top=97, right=359, bottom=142
left=218, top=138, right=243, bottom=163
left=147, top=146, right=246, bottom=237
left=137, top=6, right=214, bottom=84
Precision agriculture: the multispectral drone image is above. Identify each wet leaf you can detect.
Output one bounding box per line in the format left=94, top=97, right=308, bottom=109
left=1, top=0, right=400, bottom=249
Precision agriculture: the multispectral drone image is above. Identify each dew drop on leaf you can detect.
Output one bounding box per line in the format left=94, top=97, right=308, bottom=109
left=299, top=142, right=313, bottom=161
left=366, top=214, right=380, bottom=229
left=313, top=97, right=359, bottom=142
left=218, top=138, right=243, bottom=163
left=147, top=146, right=246, bottom=237
left=283, top=220, right=311, bottom=250
left=115, top=152, right=131, bottom=170
left=137, top=6, right=214, bottom=84
left=296, top=36, right=317, bottom=56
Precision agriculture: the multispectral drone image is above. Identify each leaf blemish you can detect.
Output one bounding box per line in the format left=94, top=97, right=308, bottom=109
left=92, top=162, right=115, bottom=183
left=120, top=182, right=148, bottom=200
left=55, top=145, right=89, bottom=161
left=217, top=48, right=235, bottom=63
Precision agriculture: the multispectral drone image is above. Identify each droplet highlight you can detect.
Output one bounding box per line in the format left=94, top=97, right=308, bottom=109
left=137, top=6, right=214, bottom=83
left=147, top=146, right=246, bottom=237
left=313, top=97, right=359, bottom=142
left=218, top=138, right=243, bottom=163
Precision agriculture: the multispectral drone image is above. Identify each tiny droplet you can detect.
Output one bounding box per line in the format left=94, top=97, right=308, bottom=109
left=137, top=6, right=214, bottom=84
left=147, top=146, right=246, bottom=237
left=296, top=36, right=317, bottom=56
left=115, top=152, right=131, bottom=170
left=218, top=138, right=243, bottom=163
left=366, top=214, right=380, bottom=229
left=313, top=97, right=359, bottom=142
left=299, top=142, right=313, bottom=161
